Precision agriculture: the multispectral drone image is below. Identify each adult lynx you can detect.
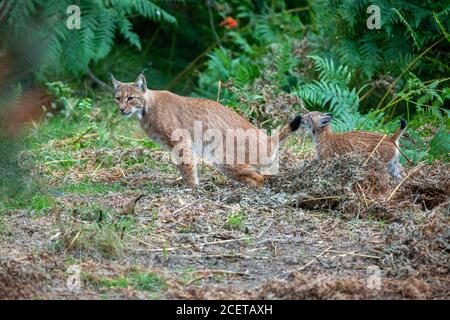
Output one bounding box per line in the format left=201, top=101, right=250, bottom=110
left=112, top=73, right=301, bottom=187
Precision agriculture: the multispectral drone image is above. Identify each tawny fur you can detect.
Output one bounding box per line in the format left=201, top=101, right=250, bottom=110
left=301, top=111, right=407, bottom=180
left=112, top=73, right=300, bottom=188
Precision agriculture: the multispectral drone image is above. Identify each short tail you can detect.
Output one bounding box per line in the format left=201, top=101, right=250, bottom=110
left=273, top=114, right=302, bottom=143
left=391, top=118, right=407, bottom=142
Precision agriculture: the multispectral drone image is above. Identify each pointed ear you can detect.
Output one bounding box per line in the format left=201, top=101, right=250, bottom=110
left=134, top=73, right=147, bottom=91
left=110, top=74, right=122, bottom=90
left=319, top=114, right=332, bottom=127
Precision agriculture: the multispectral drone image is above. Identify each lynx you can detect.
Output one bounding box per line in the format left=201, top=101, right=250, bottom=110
left=300, top=111, right=407, bottom=180
left=112, top=73, right=301, bottom=188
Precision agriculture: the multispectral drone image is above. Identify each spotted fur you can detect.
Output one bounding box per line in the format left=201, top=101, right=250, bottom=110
left=112, top=73, right=300, bottom=187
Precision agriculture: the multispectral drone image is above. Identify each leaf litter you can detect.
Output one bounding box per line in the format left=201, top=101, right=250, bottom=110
left=1, top=144, right=448, bottom=299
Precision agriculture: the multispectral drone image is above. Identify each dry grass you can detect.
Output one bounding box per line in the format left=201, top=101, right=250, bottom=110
left=1, top=139, right=449, bottom=299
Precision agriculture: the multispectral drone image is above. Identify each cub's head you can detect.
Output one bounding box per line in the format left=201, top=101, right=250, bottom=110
left=300, top=111, right=333, bottom=137
left=111, top=73, right=148, bottom=118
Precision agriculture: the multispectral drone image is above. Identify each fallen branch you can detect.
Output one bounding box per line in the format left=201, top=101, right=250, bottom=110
left=53, top=132, right=97, bottom=147
left=87, top=67, right=114, bottom=92
left=385, top=162, right=425, bottom=202
left=363, top=134, right=386, bottom=166
left=328, top=250, right=380, bottom=260
left=70, top=127, right=93, bottom=145
left=301, top=195, right=346, bottom=202
left=143, top=236, right=251, bottom=253
left=127, top=234, right=153, bottom=247
left=64, top=231, right=81, bottom=253
left=297, top=246, right=333, bottom=271
left=171, top=198, right=202, bottom=215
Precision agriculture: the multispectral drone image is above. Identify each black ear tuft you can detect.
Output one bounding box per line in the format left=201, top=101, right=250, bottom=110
left=289, top=115, right=302, bottom=131
left=324, top=112, right=333, bottom=119
left=400, top=118, right=407, bottom=129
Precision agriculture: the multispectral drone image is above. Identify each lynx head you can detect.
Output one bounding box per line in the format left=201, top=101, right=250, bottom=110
left=300, top=111, right=333, bottom=138
left=111, top=73, right=148, bottom=118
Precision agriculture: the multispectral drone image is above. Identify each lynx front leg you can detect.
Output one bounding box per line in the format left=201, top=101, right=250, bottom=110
left=174, top=140, right=199, bottom=188
left=178, top=162, right=199, bottom=187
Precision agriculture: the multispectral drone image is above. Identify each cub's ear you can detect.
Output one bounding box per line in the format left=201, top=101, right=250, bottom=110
left=110, top=74, right=122, bottom=90
left=319, top=114, right=332, bottom=127
left=134, top=73, right=147, bottom=91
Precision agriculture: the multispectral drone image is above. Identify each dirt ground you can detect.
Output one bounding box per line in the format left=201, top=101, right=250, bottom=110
left=0, top=146, right=449, bottom=300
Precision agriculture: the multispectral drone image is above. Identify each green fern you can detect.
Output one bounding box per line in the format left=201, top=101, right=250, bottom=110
left=0, top=0, right=176, bottom=76
left=308, top=55, right=352, bottom=87
left=312, top=0, right=450, bottom=81
left=295, top=56, right=366, bottom=131
left=396, top=73, right=450, bottom=121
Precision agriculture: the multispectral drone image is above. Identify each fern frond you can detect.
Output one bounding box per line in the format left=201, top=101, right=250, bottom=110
left=118, top=18, right=141, bottom=50
left=393, top=8, right=421, bottom=50
left=308, top=55, right=352, bottom=87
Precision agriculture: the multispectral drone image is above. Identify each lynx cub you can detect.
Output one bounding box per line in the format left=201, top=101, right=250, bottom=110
left=300, top=111, right=407, bottom=180
left=112, top=73, right=301, bottom=187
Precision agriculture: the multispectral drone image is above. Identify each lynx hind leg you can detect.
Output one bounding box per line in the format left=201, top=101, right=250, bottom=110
left=388, top=156, right=404, bottom=181
left=221, top=164, right=264, bottom=188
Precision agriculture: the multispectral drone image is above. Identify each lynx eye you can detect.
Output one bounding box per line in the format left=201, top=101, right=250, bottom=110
left=127, top=96, right=135, bottom=102
left=115, top=96, right=120, bottom=102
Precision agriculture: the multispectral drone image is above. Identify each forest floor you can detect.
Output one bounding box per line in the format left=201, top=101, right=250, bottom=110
left=0, top=132, right=449, bottom=300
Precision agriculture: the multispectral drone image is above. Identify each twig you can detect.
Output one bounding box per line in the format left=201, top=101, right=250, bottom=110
left=166, top=37, right=224, bottom=90
left=375, top=37, right=445, bottom=111
left=257, top=221, right=273, bottom=239
left=185, top=269, right=248, bottom=285
left=363, top=134, right=386, bottom=166
left=207, top=0, right=221, bottom=46
left=64, top=231, right=81, bottom=253
left=53, top=132, right=98, bottom=147
left=186, top=269, right=248, bottom=276
left=127, top=234, right=153, bottom=247
left=87, top=67, right=113, bottom=92
left=297, top=246, right=332, bottom=271
left=90, top=162, right=103, bottom=182
left=328, top=250, right=380, bottom=260
left=44, top=159, right=82, bottom=165
left=185, top=275, right=208, bottom=285
left=171, top=198, right=202, bottom=215
left=143, top=237, right=251, bottom=252
left=70, top=127, right=93, bottom=145
left=284, top=6, right=309, bottom=13
left=359, top=84, right=375, bottom=102
left=115, top=134, right=151, bottom=143
left=385, top=162, right=425, bottom=202
left=392, top=139, right=413, bottom=164
left=301, top=195, right=344, bottom=202
left=216, top=80, right=222, bottom=102
left=356, top=182, right=369, bottom=210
